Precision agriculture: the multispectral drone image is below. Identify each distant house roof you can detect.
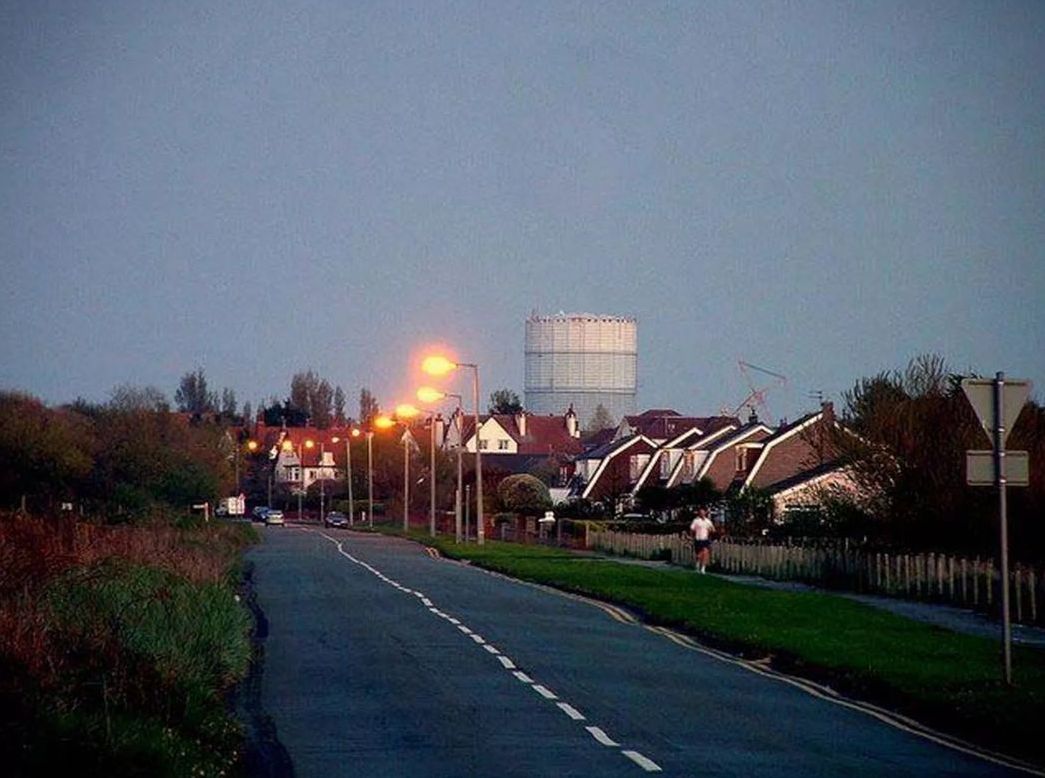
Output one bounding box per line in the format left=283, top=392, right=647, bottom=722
left=459, top=412, right=582, bottom=456
left=619, top=410, right=739, bottom=441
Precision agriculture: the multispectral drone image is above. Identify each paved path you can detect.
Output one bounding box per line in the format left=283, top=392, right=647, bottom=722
left=242, top=528, right=1027, bottom=776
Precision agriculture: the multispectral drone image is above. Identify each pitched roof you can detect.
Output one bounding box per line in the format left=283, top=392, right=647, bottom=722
left=622, top=411, right=739, bottom=441
left=459, top=413, right=582, bottom=456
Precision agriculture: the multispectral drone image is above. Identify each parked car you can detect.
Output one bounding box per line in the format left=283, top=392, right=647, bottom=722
left=324, top=511, right=349, bottom=529
left=252, top=506, right=270, bottom=522
left=264, top=510, right=285, bottom=526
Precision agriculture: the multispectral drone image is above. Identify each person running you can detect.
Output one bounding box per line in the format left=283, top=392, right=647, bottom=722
left=689, top=507, right=715, bottom=573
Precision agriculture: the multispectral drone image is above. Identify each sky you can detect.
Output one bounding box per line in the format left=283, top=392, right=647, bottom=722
left=1, top=0, right=1043, bottom=424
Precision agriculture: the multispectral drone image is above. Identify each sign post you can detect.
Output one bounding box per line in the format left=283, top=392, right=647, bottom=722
left=961, top=373, right=1031, bottom=686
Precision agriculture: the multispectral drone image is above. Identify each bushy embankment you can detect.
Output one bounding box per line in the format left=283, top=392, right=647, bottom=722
left=0, top=513, right=257, bottom=777
left=409, top=534, right=1045, bottom=766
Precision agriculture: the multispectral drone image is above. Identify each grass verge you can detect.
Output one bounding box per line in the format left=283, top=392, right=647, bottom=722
left=0, top=513, right=258, bottom=777
left=391, top=530, right=1045, bottom=766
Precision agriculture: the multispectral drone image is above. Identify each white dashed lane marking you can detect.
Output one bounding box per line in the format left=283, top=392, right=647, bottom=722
left=586, top=727, right=620, bottom=747
left=533, top=684, right=558, bottom=700
left=316, top=532, right=662, bottom=774
left=623, top=751, right=662, bottom=772
left=557, top=702, right=586, bottom=721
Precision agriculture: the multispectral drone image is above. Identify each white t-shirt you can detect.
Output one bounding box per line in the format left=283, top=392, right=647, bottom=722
left=689, top=516, right=714, bottom=541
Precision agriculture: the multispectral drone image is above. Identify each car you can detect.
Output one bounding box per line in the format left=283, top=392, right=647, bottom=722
left=264, top=510, right=285, bottom=526
left=252, top=506, right=270, bottom=522
left=324, top=511, right=349, bottom=529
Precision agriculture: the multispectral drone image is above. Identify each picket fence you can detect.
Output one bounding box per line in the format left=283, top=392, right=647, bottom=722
left=587, top=530, right=1043, bottom=626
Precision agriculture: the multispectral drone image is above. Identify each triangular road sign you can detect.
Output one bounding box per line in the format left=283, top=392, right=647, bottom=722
left=961, top=377, right=1031, bottom=448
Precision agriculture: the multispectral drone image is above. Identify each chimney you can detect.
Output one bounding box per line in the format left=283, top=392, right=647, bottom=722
left=821, top=401, right=835, bottom=423
left=516, top=411, right=527, bottom=437
left=565, top=404, right=579, bottom=438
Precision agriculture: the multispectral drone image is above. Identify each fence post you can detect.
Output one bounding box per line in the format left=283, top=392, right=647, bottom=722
left=1030, top=568, right=1037, bottom=624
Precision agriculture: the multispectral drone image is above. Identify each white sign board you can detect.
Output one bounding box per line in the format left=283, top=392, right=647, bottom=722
left=960, top=378, right=1031, bottom=447
left=966, top=450, right=1030, bottom=487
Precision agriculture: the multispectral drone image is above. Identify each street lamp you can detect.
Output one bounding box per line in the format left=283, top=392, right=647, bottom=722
left=332, top=428, right=361, bottom=526
left=418, top=386, right=463, bottom=543
left=374, top=415, right=396, bottom=528
left=303, top=439, right=315, bottom=522
left=421, top=354, right=485, bottom=545
left=398, top=403, right=439, bottom=538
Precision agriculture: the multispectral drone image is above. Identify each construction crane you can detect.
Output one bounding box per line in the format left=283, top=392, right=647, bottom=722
left=731, top=360, right=788, bottom=425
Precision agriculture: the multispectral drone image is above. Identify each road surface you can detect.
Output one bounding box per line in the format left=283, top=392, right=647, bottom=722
left=240, top=528, right=1026, bottom=777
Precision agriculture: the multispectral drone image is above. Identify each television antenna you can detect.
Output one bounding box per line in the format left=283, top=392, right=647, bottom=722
left=731, top=360, right=788, bottom=424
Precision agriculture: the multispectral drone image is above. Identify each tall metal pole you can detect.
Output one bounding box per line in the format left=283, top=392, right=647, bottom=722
left=995, top=371, right=1012, bottom=685
left=367, top=432, right=374, bottom=529
left=403, top=432, right=410, bottom=532
left=346, top=437, right=354, bottom=526
left=465, top=484, right=471, bottom=541
left=456, top=412, right=463, bottom=543
left=471, top=365, right=484, bottom=545
left=429, top=415, right=436, bottom=537
left=319, top=442, right=326, bottom=525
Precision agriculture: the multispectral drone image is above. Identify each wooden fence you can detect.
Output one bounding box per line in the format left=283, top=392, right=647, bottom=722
left=588, top=530, right=1043, bottom=626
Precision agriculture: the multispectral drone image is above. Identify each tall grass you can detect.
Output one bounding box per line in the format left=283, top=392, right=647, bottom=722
left=0, top=512, right=256, bottom=776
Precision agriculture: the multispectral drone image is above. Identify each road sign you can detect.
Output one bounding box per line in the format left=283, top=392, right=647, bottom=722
left=966, top=450, right=1030, bottom=487
left=961, top=378, right=1031, bottom=448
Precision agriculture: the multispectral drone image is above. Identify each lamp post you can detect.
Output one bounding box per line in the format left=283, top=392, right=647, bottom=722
left=374, top=415, right=397, bottom=528
left=367, top=430, right=374, bottom=529
left=319, top=441, right=326, bottom=524
left=422, top=355, right=484, bottom=545
left=418, top=387, right=463, bottom=542
left=332, top=429, right=360, bottom=526
left=398, top=403, right=439, bottom=538
left=301, top=439, right=315, bottom=522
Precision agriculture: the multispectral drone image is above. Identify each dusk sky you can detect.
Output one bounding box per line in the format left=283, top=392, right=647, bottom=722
left=2, top=1, right=1042, bottom=423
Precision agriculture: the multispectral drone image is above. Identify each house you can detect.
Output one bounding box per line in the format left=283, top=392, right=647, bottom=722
left=631, top=418, right=741, bottom=494
left=254, top=423, right=353, bottom=492
left=572, top=434, right=659, bottom=502
left=611, top=409, right=736, bottom=445
left=442, top=407, right=583, bottom=484
left=738, top=402, right=857, bottom=514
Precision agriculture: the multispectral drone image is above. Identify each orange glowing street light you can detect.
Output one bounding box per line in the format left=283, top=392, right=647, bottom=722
left=418, top=352, right=484, bottom=545
left=374, top=415, right=395, bottom=430
left=421, top=354, right=457, bottom=377
left=416, top=386, right=446, bottom=404
left=395, top=403, right=421, bottom=419
left=246, top=439, right=259, bottom=452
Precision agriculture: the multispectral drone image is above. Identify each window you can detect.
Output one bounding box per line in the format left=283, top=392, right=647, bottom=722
left=478, top=439, right=488, bottom=450
left=497, top=439, right=509, bottom=451
left=629, top=454, right=650, bottom=481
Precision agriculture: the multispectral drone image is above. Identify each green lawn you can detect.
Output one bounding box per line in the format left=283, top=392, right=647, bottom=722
left=390, top=530, right=1045, bottom=765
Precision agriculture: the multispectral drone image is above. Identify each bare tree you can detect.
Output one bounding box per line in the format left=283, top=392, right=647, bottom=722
left=333, top=386, right=346, bottom=426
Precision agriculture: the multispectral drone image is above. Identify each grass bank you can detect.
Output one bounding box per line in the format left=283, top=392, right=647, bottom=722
left=390, top=530, right=1045, bottom=766
left=0, top=513, right=257, bottom=777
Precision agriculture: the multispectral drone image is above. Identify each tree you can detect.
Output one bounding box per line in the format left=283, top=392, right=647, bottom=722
left=110, top=384, right=170, bottom=413
left=496, top=474, right=552, bottom=515
left=488, top=389, right=523, bottom=415
left=829, top=353, right=1045, bottom=557
left=359, top=388, right=379, bottom=425
left=175, top=368, right=216, bottom=414
left=333, top=386, right=346, bottom=426
left=290, top=370, right=334, bottom=427
left=220, top=387, right=238, bottom=418
left=242, top=401, right=253, bottom=426
left=586, top=404, right=615, bottom=432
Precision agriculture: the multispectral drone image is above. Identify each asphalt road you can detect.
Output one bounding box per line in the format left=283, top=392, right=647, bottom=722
left=242, top=528, right=1024, bottom=777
